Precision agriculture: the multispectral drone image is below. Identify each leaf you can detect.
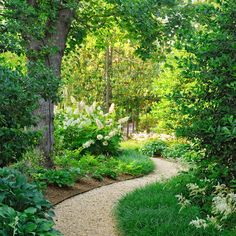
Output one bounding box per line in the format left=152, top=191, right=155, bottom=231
left=24, top=222, right=37, bottom=233
left=24, top=207, right=37, bottom=214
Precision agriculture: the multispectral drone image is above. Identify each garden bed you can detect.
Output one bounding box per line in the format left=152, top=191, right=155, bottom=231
left=46, top=174, right=136, bottom=205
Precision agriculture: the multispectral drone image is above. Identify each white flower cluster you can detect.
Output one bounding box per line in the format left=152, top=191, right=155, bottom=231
left=212, top=184, right=236, bottom=218
left=82, top=140, right=95, bottom=148
left=63, top=117, right=91, bottom=129
left=186, top=182, right=236, bottom=231
left=175, top=193, right=191, bottom=211
left=97, top=134, right=103, bottom=140
left=118, top=117, right=129, bottom=124
left=190, top=215, right=222, bottom=231
left=190, top=218, right=208, bottom=229
left=187, top=183, right=206, bottom=197
left=57, top=99, right=127, bottom=152
left=95, top=118, right=104, bottom=129
left=108, top=130, right=118, bottom=138
left=109, top=103, right=115, bottom=113
left=102, top=141, right=108, bottom=146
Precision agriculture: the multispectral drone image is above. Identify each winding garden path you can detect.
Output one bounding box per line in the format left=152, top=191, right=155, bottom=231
left=54, top=158, right=182, bottom=236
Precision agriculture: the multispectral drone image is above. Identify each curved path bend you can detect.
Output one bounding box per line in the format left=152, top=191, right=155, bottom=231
left=55, top=158, right=182, bottom=236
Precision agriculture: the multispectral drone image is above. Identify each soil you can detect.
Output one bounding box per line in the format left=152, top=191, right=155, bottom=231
left=45, top=174, right=136, bottom=205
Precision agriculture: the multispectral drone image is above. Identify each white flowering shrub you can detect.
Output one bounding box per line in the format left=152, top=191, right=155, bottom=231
left=176, top=180, right=236, bottom=231
left=55, top=99, right=129, bottom=156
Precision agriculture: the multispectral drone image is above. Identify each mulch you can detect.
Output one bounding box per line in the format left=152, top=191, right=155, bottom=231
left=45, top=175, right=136, bottom=205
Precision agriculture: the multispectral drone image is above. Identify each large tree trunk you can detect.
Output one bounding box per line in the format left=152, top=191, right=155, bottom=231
left=26, top=7, right=74, bottom=167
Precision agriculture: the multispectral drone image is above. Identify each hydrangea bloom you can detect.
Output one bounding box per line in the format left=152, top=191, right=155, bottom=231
left=97, top=134, right=103, bottom=140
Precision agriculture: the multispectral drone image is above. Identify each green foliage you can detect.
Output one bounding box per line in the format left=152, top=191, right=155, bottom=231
left=115, top=173, right=236, bottom=236
left=140, top=139, right=167, bottom=157
left=0, top=65, right=39, bottom=166
left=0, top=168, right=61, bottom=235
left=117, top=150, right=155, bottom=176
left=162, top=143, right=201, bottom=162
left=11, top=149, right=44, bottom=173
left=62, top=30, right=158, bottom=122
left=31, top=168, right=80, bottom=188
left=139, top=113, right=158, bottom=132
left=172, top=0, right=236, bottom=179
left=55, top=150, right=155, bottom=181
left=120, top=139, right=147, bottom=151
left=151, top=49, right=189, bottom=134
left=55, top=100, right=125, bottom=156
left=177, top=179, right=236, bottom=231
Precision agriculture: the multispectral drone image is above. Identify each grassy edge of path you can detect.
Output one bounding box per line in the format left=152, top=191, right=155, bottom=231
left=115, top=173, right=236, bottom=236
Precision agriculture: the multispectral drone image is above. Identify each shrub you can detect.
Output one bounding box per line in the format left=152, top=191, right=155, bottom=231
left=92, top=168, right=118, bottom=181
left=55, top=100, right=128, bottom=156
left=11, top=148, right=44, bottom=175
left=176, top=178, right=236, bottom=231
left=173, top=1, right=236, bottom=179
left=31, top=168, right=80, bottom=188
left=140, top=139, right=167, bottom=157
left=117, top=150, right=155, bottom=176
left=139, top=113, right=158, bottom=132
left=0, top=66, right=39, bottom=166
left=162, top=143, right=191, bottom=159
left=55, top=151, right=155, bottom=180
left=0, top=168, right=61, bottom=235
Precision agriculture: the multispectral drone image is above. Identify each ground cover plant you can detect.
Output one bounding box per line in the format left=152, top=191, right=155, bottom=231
left=0, top=168, right=61, bottom=235
left=54, top=150, right=155, bottom=181
left=116, top=173, right=236, bottom=236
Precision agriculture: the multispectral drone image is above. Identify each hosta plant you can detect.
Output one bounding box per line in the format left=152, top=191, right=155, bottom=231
left=55, top=100, right=128, bottom=156
left=140, top=139, right=167, bottom=157
left=0, top=168, right=61, bottom=235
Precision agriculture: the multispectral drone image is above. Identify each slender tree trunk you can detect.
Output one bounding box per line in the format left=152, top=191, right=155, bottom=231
left=126, top=121, right=130, bottom=138
left=132, top=111, right=135, bottom=133
left=104, top=45, right=113, bottom=112
left=26, top=7, right=74, bottom=167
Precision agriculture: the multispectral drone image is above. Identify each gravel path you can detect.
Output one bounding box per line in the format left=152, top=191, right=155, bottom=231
left=55, top=158, right=182, bottom=236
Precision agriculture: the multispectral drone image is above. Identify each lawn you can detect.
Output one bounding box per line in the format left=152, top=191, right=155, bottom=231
left=115, top=174, right=236, bottom=236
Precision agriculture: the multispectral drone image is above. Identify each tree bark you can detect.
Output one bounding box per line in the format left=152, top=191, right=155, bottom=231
left=26, top=7, right=74, bottom=167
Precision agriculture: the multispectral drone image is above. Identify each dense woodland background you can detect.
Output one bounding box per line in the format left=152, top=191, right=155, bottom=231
left=0, top=0, right=235, bottom=235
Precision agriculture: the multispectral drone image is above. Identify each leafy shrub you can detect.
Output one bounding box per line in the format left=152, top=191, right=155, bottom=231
left=54, top=152, right=81, bottom=169
left=0, top=168, right=61, bottom=235
left=55, top=100, right=128, bottom=156
left=140, top=139, right=167, bottom=157
left=32, top=168, right=80, bottom=187
left=172, top=1, right=236, bottom=179
left=92, top=168, right=118, bottom=181
left=176, top=178, right=236, bottom=231
left=0, top=66, right=39, bottom=166
left=117, top=150, right=155, bottom=176
left=11, top=149, right=44, bottom=175
left=162, top=143, right=191, bottom=159
left=55, top=151, right=155, bottom=180
left=139, top=113, right=158, bottom=132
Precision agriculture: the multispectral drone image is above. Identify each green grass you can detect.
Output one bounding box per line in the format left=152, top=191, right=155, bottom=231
left=115, top=174, right=236, bottom=236
left=117, top=149, right=155, bottom=176
left=120, top=139, right=148, bottom=151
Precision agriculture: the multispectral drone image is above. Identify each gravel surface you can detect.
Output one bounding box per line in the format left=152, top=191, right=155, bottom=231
left=55, top=158, right=182, bottom=236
